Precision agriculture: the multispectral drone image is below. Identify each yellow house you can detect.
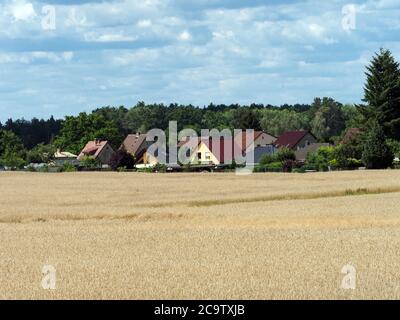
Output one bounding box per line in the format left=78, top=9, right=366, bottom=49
left=188, top=140, right=220, bottom=165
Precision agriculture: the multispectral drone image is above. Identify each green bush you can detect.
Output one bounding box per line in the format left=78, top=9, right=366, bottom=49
left=387, top=139, right=400, bottom=158
left=259, top=153, right=278, bottom=165
left=301, top=163, right=317, bottom=171
left=26, top=165, right=37, bottom=172
left=292, top=167, right=306, bottom=173
left=254, top=161, right=283, bottom=173
left=276, top=148, right=296, bottom=162
left=306, top=146, right=336, bottom=171
left=80, top=156, right=100, bottom=169
left=61, top=162, right=77, bottom=172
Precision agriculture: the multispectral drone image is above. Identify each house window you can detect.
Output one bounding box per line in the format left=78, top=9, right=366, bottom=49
left=305, top=140, right=310, bottom=146
left=197, top=152, right=202, bottom=160
left=205, top=152, right=211, bottom=160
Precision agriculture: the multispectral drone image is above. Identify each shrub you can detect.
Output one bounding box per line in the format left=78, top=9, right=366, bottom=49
left=26, top=165, right=36, bottom=172
left=362, top=122, right=394, bottom=169
left=253, top=162, right=283, bottom=173
left=259, top=153, right=278, bottom=165
left=306, top=146, right=336, bottom=171
left=276, top=148, right=296, bottom=162
left=61, top=162, right=77, bottom=172
left=80, top=156, right=101, bottom=169
left=334, top=134, right=364, bottom=169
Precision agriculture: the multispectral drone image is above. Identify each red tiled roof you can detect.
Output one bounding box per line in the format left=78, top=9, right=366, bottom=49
left=77, top=140, right=109, bottom=160
left=274, top=131, right=311, bottom=149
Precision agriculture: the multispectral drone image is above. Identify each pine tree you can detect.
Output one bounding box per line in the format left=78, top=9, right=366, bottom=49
left=362, top=122, right=393, bottom=169
left=360, top=48, right=400, bottom=139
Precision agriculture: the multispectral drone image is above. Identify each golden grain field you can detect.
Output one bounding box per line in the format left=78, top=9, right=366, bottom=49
left=1, top=170, right=400, bottom=299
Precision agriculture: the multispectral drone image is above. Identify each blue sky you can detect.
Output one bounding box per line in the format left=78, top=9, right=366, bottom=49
left=0, top=0, right=399, bottom=121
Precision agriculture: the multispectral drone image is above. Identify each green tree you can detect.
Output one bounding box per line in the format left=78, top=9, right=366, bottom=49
left=310, top=97, right=346, bottom=142
left=359, top=48, right=400, bottom=139
left=276, top=148, right=296, bottom=162
left=306, top=146, right=336, bottom=171
left=26, top=143, right=56, bottom=164
left=0, top=130, right=26, bottom=169
left=232, top=108, right=261, bottom=130
left=362, top=122, right=393, bottom=169
left=260, top=109, right=309, bottom=136
left=54, top=112, right=122, bottom=154
left=334, top=133, right=364, bottom=169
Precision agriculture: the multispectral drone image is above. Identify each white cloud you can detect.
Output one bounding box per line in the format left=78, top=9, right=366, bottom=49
left=178, top=30, right=192, bottom=41
left=0, top=51, right=74, bottom=64
left=84, top=32, right=138, bottom=43
left=137, top=19, right=152, bottom=28
left=8, top=0, right=36, bottom=22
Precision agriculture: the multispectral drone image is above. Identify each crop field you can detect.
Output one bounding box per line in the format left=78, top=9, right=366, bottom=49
left=1, top=170, right=400, bottom=299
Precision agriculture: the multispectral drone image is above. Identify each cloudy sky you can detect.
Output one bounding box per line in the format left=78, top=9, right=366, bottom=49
left=0, top=0, right=399, bottom=121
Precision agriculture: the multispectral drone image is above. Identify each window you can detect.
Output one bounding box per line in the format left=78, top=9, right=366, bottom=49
left=205, top=152, right=211, bottom=160
left=197, top=152, right=202, bottom=160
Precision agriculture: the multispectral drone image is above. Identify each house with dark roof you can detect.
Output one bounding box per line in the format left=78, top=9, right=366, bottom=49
left=120, top=133, right=151, bottom=163
left=274, top=131, right=317, bottom=150
left=77, top=139, right=116, bottom=166
left=240, top=131, right=277, bottom=151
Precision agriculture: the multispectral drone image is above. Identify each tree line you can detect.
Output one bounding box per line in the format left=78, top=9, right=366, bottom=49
left=0, top=48, right=399, bottom=170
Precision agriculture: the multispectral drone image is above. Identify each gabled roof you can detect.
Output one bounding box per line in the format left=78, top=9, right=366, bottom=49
left=54, top=150, right=77, bottom=158
left=121, top=134, right=147, bottom=156
left=77, top=140, right=110, bottom=160
left=274, top=131, right=314, bottom=149
left=240, top=131, right=277, bottom=149
left=200, top=137, right=244, bottom=164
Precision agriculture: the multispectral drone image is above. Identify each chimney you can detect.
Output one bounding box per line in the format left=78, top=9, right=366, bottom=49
left=94, top=138, right=101, bottom=145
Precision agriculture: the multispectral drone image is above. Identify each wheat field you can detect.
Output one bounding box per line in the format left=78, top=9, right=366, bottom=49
left=1, top=170, right=400, bottom=299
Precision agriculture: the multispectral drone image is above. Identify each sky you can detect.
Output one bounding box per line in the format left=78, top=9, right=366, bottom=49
left=0, top=0, right=399, bottom=121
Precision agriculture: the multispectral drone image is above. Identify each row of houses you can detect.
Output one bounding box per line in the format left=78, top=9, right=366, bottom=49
left=67, top=130, right=328, bottom=169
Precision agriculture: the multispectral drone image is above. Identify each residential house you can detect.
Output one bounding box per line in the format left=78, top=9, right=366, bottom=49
left=53, top=149, right=78, bottom=166
left=294, top=143, right=331, bottom=162
left=274, top=131, right=317, bottom=150
left=183, top=136, right=244, bottom=166
left=120, top=133, right=151, bottom=163
left=241, top=131, right=277, bottom=151
left=77, top=139, right=116, bottom=166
